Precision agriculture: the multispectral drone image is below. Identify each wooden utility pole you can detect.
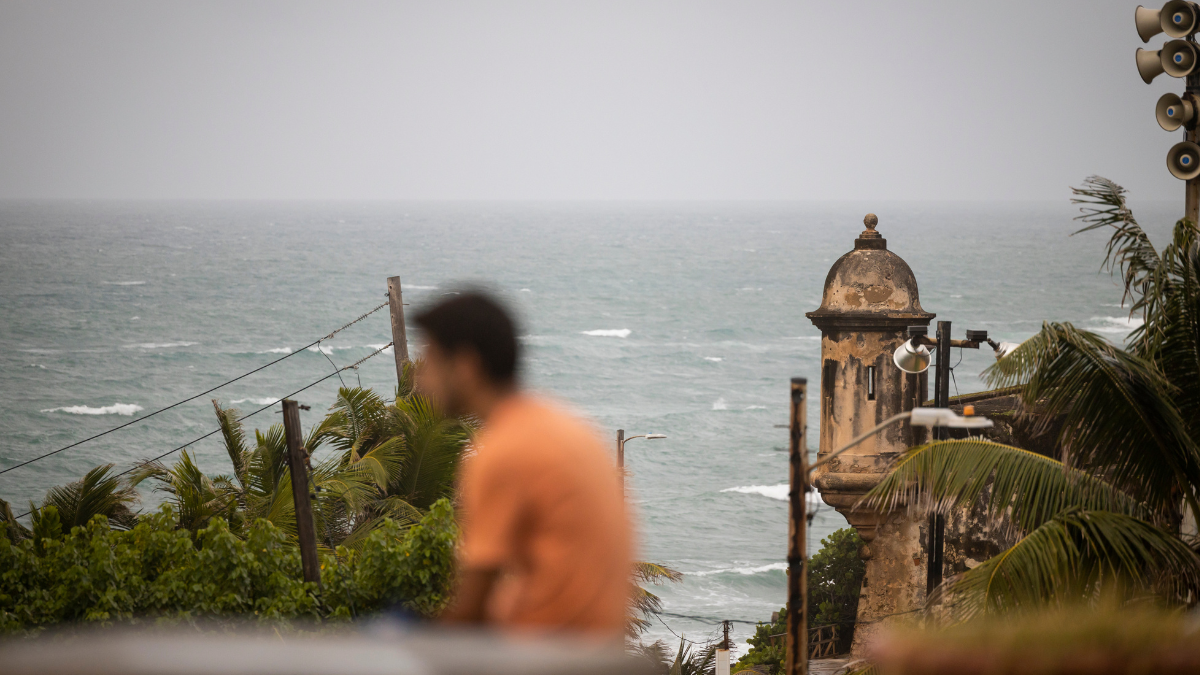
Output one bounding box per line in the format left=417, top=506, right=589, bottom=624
left=616, top=429, right=625, bottom=492
left=282, top=399, right=321, bottom=587
left=786, top=377, right=808, bottom=675
left=387, top=276, right=411, bottom=385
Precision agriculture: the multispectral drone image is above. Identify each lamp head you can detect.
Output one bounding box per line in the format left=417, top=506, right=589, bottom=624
left=645, top=434, right=667, bottom=440
left=893, top=338, right=931, bottom=374
left=910, top=408, right=994, bottom=430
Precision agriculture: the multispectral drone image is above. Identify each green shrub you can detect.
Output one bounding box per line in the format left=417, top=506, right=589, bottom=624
left=733, top=528, right=866, bottom=673
left=0, top=499, right=457, bottom=634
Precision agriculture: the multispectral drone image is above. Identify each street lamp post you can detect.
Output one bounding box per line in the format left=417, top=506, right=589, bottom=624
left=786, top=384, right=991, bottom=675
left=616, top=429, right=666, bottom=491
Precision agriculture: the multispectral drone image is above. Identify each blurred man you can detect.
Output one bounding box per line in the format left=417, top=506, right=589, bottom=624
left=414, top=291, right=632, bottom=640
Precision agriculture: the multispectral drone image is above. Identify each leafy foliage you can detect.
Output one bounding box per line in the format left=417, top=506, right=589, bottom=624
left=0, top=499, right=457, bottom=634
left=733, top=529, right=866, bottom=673
left=808, top=528, right=865, bottom=652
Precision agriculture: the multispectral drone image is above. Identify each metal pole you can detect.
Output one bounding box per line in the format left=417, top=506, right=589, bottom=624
left=387, top=276, right=411, bottom=386
left=926, top=321, right=951, bottom=596
left=616, top=429, right=625, bottom=492
left=1188, top=67, right=1200, bottom=222
left=283, top=399, right=321, bottom=587
left=786, top=377, right=808, bottom=675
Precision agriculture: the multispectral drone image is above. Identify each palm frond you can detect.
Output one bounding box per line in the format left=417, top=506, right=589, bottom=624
left=943, top=509, right=1200, bottom=620
left=1070, top=175, right=1160, bottom=309
left=864, top=439, right=1146, bottom=533
left=984, top=321, right=1200, bottom=518
left=635, top=561, right=684, bottom=584
left=40, top=464, right=139, bottom=531
left=212, top=399, right=249, bottom=487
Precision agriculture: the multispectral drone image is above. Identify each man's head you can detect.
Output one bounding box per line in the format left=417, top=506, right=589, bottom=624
left=413, top=291, right=520, bottom=418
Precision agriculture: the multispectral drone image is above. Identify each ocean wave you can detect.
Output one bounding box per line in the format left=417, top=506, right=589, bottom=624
left=124, top=342, right=197, bottom=349
left=722, top=484, right=822, bottom=506
left=581, top=329, right=631, bottom=338
left=104, top=281, right=146, bottom=286
left=27, top=364, right=45, bottom=369
left=691, top=562, right=788, bottom=577
left=366, top=343, right=394, bottom=354
left=42, top=403, right=143, bottom=416
left=308, top=345, right=334, bottom=355
left=712, top=398, right=728, bottom=411
left=230, top=397, right=278, bottom=405
left=261, top=347, right=292, bottom=354
left=745, top=405, right=766, bottom=410
left=704, top=357, right=723, bottom=362
left=519, top=288, right=532, bottom=293
left=1088, top=315, right=1144, bottom=334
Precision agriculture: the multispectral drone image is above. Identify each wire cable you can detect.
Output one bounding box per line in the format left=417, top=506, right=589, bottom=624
left=0, top=301, right=388, bottom=476
left=14, top=342, right=393, bottom=520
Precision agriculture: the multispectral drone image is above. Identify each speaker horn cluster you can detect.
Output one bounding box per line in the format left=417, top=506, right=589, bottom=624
left=1137, top=1, right=1200, bottom=41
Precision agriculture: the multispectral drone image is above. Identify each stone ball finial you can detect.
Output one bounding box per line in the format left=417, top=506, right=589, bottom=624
left=860, top=213, right=881, bottom=239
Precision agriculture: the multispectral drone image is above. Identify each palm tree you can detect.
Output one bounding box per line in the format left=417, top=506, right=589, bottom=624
left=29, top=464, right=139, bottom=536
left=865, top=176, right=1200, bottom=618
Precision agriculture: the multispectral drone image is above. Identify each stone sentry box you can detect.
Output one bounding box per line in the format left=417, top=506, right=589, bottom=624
left=805, top=214, right=933, bottom=656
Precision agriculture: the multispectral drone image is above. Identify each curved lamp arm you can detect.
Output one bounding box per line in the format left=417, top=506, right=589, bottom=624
left=807, top=408, right=992, bottom=476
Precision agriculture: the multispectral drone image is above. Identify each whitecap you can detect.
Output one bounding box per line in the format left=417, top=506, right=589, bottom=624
left=704, top=357, right=723, bottom=362
left=261, top=347, right=292, bottom=354
left=691, top=562, right=788, bottom=577
left=27, top=364, right=45, bottom=369
left=130, top=316, right=139, bottom=321
left=722, top=484, right=822, bottom=507
left=745, top=405, right=766, bottom=410
left=581, top=329, right=631, bottom=338
left=42, top=403, right=143, bottom=416
left=366, top=343, right=395, bottom=355
left=712, top=398, right=728, bottom=411
left=124, top=342, right=197, bottom=349
left=104, top=281, right=146, bottom=286
left=519, top=288, right=532, bottom=293
left=1088, top=315, right=1144, bottom=334
left=308, top=345, right=334, bottom=355
left=230, top=397, right=278, bottom=406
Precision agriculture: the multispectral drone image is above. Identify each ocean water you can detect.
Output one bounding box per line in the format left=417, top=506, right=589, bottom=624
left=0, top=199, right=1180, bottom=652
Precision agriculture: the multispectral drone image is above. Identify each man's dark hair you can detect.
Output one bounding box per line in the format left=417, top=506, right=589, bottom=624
left=413, top=291, right=520, bottom=384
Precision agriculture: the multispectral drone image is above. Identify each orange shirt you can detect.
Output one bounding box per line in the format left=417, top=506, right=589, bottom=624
left=457, top=394, right=633, bottom=638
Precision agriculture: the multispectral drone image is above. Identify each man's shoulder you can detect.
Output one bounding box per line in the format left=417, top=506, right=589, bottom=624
left=480, top=394, right=606, bottom=455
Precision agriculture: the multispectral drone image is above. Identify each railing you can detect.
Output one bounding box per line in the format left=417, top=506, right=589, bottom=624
left=808, top=624, right=838, bottom=659
left=765, top=624, right=841, bottom=659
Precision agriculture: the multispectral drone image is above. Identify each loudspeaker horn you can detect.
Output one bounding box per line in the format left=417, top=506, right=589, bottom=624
left=1167, top=141, right=1200, bottom=180
left=1138, top=47, right=1167, bottom=83
left=1163, top=39, right=1200, bottom=77
left=1157, top=93, right=1195, bottom=130
left=893, top=339, right=931, bottom=375
left=1162, top=0, right=1200, bottom=37
left=1138, top=5, right=1164, bottom=41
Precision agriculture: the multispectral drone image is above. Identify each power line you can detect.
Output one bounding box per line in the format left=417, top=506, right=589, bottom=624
left=0, top=301, right=388, bottom=477
left=14, top=342, right=393, bottom=521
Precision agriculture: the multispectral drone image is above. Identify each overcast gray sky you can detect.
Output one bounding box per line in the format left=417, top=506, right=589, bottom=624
left=0, top=1, right=1187, bottom=200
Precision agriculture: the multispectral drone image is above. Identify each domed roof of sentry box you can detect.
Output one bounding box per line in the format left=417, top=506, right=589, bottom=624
left=806, top=214, right=935, bottom=330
